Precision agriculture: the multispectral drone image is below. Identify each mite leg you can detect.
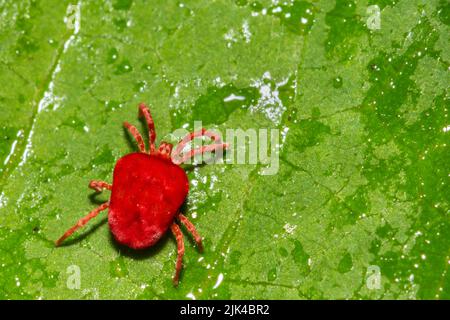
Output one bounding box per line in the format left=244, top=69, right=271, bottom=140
left=55, top=202, right=109, bottom=246
left=178, top=213, right=203, bottom=252
left=138, top=103, right=156, bottom=154
left=157, top=142, right=173, bottom=160
left=174, top=143, right=229, bottom=165
left=124, top=121, right=146, bottom=153
left=171, top=223, right=185, bottom=286
left=88, top=180, right=112, bottom=192
left=173, top=128, right=223, bottom=157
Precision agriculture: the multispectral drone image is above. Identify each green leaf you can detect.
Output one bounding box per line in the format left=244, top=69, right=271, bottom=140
left=0, top=0, right=448, bottom=299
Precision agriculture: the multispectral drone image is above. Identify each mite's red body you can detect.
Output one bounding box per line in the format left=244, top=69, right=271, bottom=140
left=109, top=153, right=188, bottom=249
left=55, top=103, right=227, bottom=285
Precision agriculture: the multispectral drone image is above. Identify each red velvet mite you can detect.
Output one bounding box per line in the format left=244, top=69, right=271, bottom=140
left=55, top=103, right=228, bottom=285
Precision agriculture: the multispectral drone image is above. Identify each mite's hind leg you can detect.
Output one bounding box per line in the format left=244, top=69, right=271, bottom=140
left=170, top=223, right=185, bottom=286
left=55, top=202, right=109, bottom=246
left=88, top=180, right=112, bottom=192
left=178, top=213, right=203, bottom=252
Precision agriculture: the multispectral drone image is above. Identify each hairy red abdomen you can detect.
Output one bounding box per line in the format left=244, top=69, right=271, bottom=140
left=108, top=153, right=189, bottom=249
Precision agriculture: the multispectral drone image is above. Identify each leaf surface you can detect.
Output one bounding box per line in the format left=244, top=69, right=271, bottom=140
left=0, top=0, right=448, bottom=299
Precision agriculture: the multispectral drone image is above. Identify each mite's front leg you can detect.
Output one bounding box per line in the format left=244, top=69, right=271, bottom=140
left=89, top=180, right=112, bottom=193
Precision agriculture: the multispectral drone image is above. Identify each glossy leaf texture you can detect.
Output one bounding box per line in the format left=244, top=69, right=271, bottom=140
left=0, top=0, right=448, bottom=299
